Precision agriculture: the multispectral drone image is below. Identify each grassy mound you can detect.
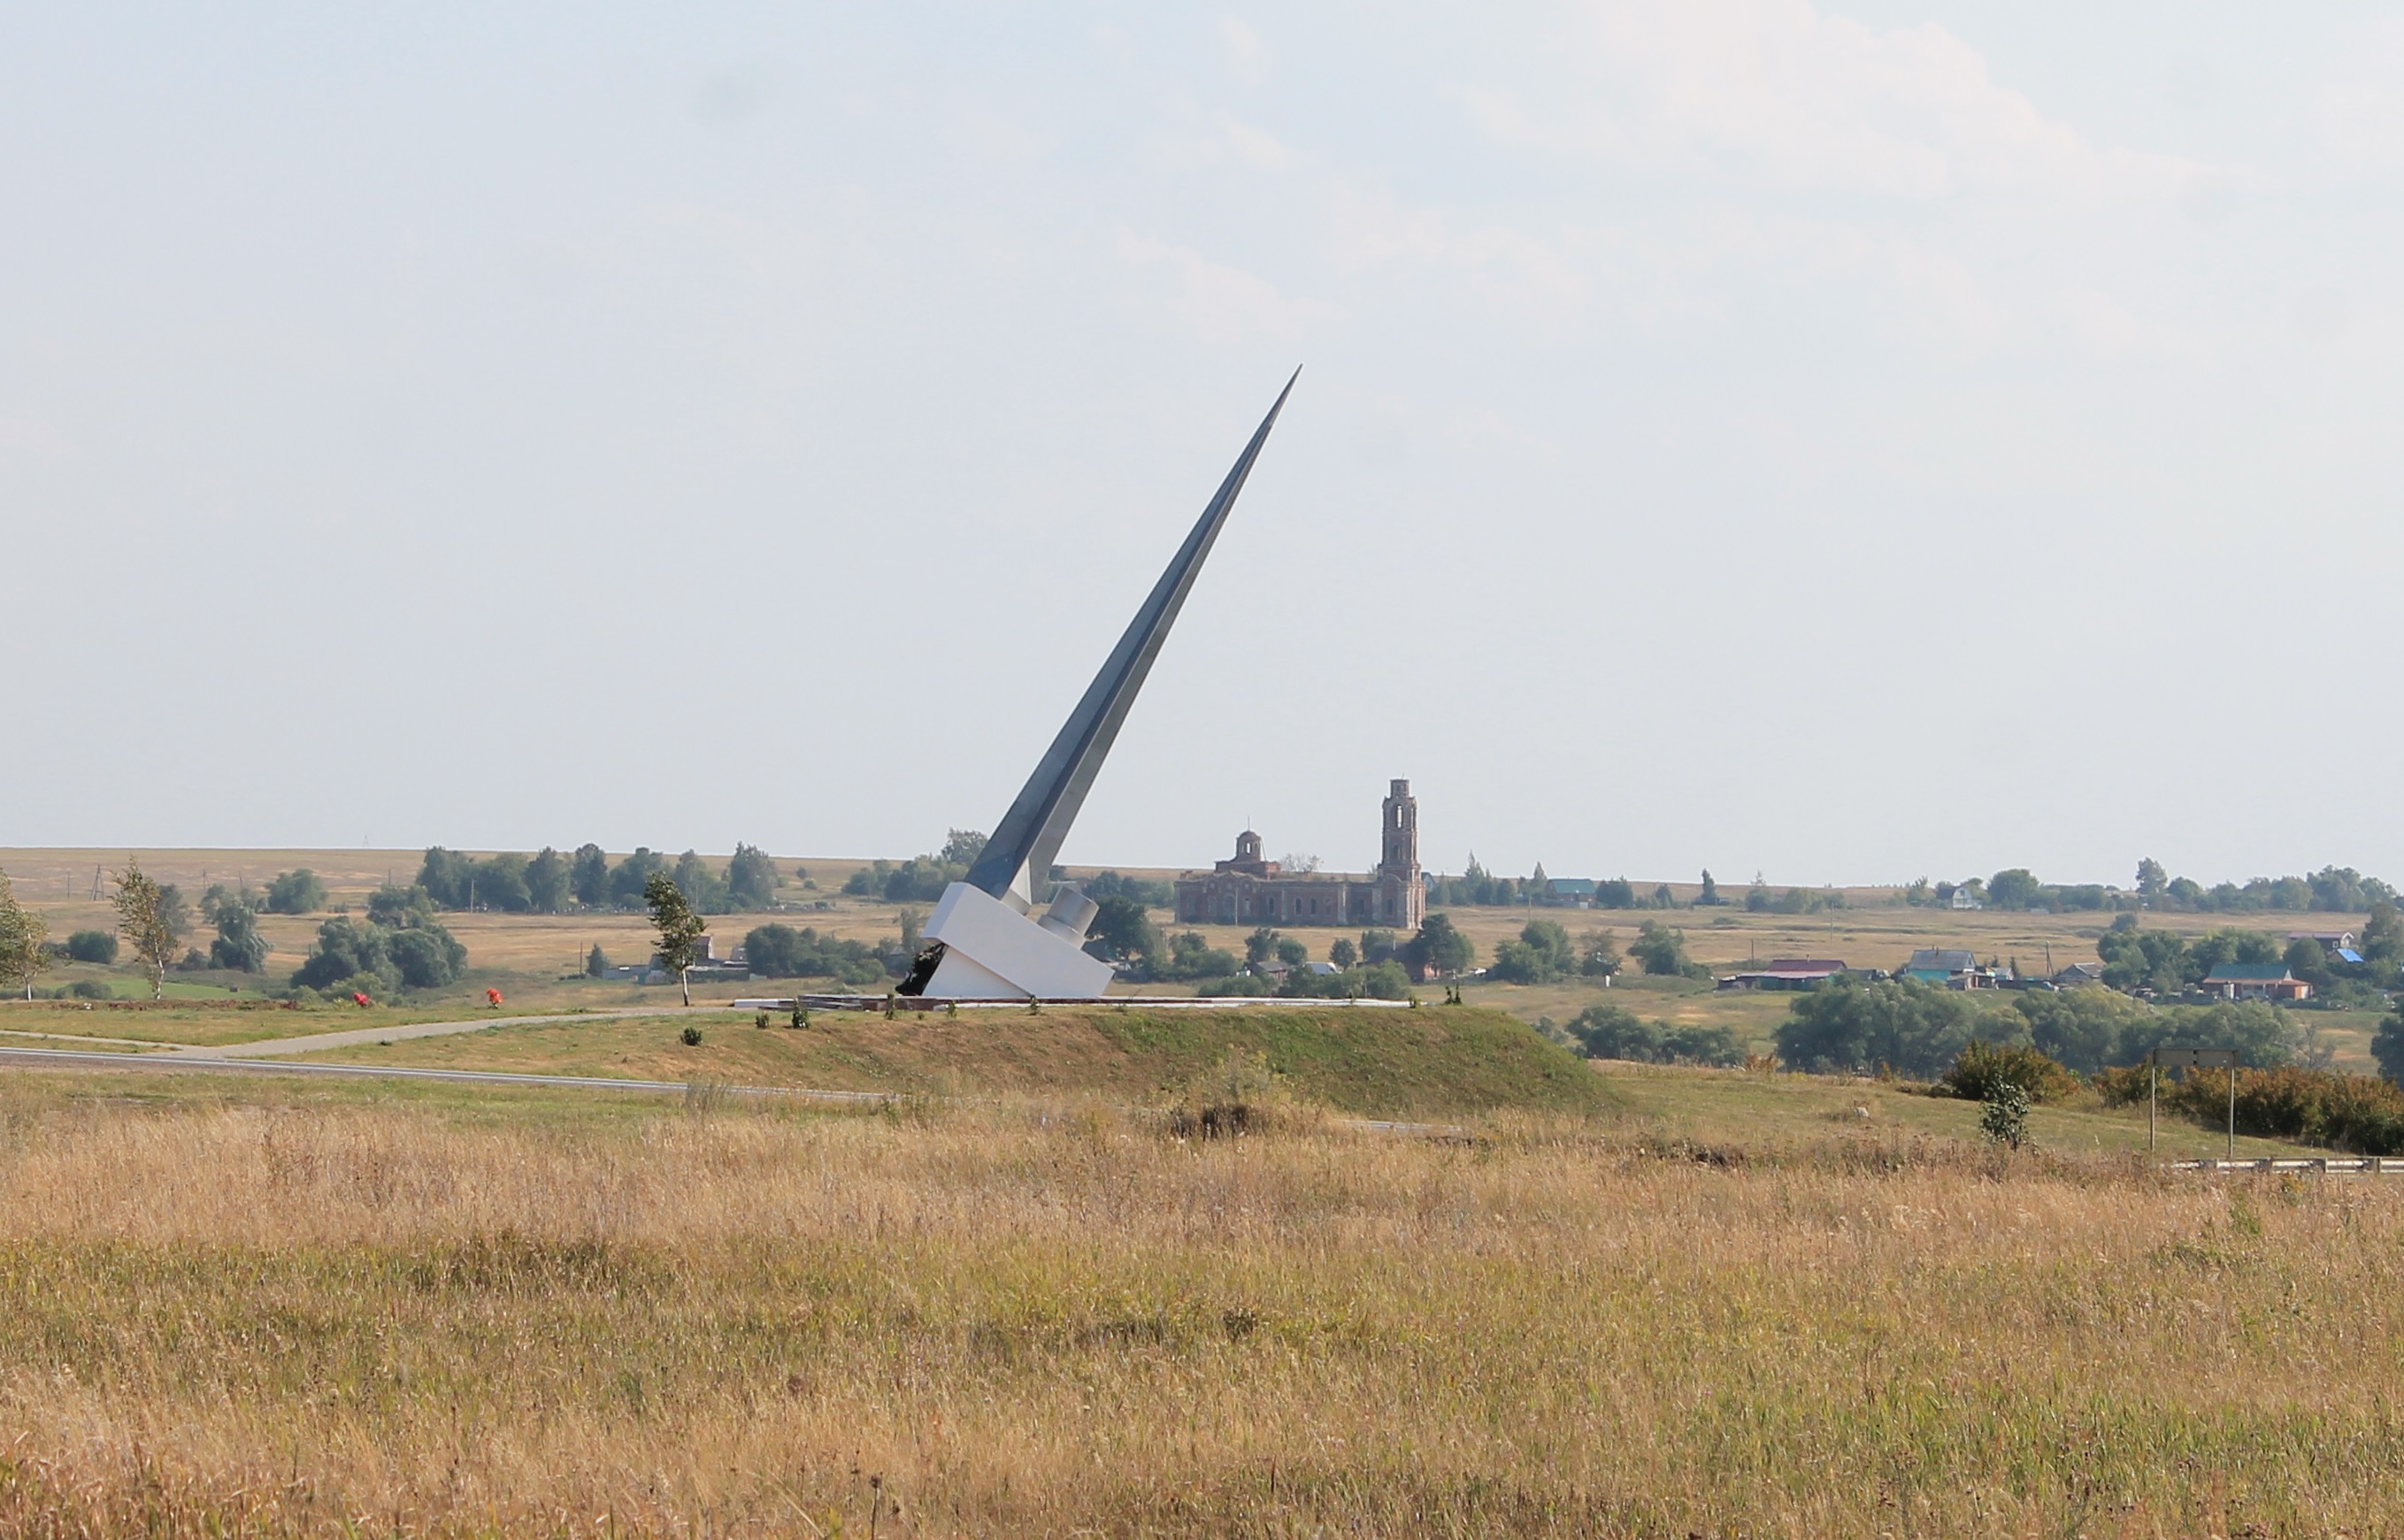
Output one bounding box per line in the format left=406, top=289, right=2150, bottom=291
left=306, top=1003, right=1611, bottom=1119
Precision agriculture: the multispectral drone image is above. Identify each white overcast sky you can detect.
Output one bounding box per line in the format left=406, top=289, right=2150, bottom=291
left=5, top=2, right=2402, bottom=889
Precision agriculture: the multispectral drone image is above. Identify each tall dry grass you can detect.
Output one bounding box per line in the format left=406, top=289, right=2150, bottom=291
left=0, top=1090, right=2392, bottom=1536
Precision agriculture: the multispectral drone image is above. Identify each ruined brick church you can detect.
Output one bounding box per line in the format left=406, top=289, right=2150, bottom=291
left=1173, top=779, right=1425, bottom=931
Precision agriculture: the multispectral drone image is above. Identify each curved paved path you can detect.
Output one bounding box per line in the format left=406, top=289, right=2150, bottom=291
left=165, top=1007, right=736, bottom=1060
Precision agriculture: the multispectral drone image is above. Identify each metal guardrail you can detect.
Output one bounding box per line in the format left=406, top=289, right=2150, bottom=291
left=728, top=994, right=1417, bottom=1013
left=2172, top=1157, right=2404, bottom=1175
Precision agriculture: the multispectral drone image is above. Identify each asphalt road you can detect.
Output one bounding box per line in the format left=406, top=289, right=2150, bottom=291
left=166, top=1008, right=726, bottom=1060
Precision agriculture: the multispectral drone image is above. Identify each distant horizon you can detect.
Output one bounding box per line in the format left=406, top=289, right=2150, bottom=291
left=3, top=843, right=2394, bottom=904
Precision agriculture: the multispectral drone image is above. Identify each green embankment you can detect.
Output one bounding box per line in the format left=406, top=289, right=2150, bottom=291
left=303, top=1004, right=1612, bottom=1118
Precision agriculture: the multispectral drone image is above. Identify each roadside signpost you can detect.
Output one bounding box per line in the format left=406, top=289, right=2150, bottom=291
left=2152, top=1047, right=2241, bottom=1159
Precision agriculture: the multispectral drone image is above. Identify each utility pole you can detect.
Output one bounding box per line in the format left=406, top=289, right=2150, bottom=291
left=2153, top=1047, right=2240, bottom=1161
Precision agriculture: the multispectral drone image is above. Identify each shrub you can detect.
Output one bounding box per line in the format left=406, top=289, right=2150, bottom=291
left=67, top=978, right=112, bottom=1000
left=741, top=923, right=888, bottom=985
left=1979, top=1084, right=2033, bottom=1149
left=64, top=931, right=117, bottom=964
left=1940, top=1041, right=2078, bottom=1106
left=679, top=1025, right=703, bottom=1046
left=1564, top=1003, right=1745, bottom=1067
left=2162, top=1067, right=2404, bottom=1153
left=2092, top=1064, right=2152, bottom=1107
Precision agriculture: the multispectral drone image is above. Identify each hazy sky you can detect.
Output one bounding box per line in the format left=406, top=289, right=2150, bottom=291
left=6, top=2, right=2402, bottom=889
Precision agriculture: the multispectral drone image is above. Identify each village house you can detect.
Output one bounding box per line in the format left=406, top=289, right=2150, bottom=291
left=1901, top=948, right=2008, bottom=989
left=1717, top=959, right=1847, bottom=992
left=2202, top=964, right=2312, bottom=1002
left=1536, top=877, right=1598, bottom=908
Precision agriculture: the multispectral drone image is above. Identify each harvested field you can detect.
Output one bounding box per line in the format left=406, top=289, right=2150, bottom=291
left=0, top=1076, right=2385, bottom=1536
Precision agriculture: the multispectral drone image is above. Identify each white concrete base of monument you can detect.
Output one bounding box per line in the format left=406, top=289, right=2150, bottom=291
left=918, top=882, right=1116, bottom=1000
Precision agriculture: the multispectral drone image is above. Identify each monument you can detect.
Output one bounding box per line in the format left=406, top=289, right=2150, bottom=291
left=896, top=371, right=1300, bottom=1000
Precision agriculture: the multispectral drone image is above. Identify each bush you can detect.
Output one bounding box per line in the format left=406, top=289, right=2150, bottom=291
left=1158, top=931, right=1240, bottom=982
left=1195, top=972, right=1278, bottom=997
left=741, top=923, right=888, bottom=985
left=65, top=931, right=117, bottom=964
left=2162, top=1067, right=2404, bottom=1153
left=1979, top=1084, right=2033, bottom=1149
left=1940, top=1041, right=2078, bottom=1106
left=1563, top=1003, right=1744, bottom=1067
left=66, top=978, right=112, bottom=1000
left=680, top=1025, right=703, bottom=1046
left=2092, top=1064, right=2153, bottom=1107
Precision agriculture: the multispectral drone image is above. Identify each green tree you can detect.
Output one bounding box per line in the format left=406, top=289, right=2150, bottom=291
left=939, top=830, right=989, bottom=867
left=111, top=858, right=182, bottom=1000
left=1698, top=870, right=1719, bottom=906
left=0, top=870, right=49, bottom=1001
left=472, top=853, right=533, bottom=912
left=1986, top=869, right=2043, bottom=910
left=1490, top=919, right=1574, bottom=984
left=645, top=870, right=710, bottom=1007
left=1627, top=920, right=1691, bottom=977
left=1777, top=978, right=2026, bottom=1077
left=1085, top=897, right=1160, bottom=969
left=2365, top=902, right=2404, bottom=964
left=207, top=890, right=268, bottom=974
left=387, top=926, right=467, bottom=988
left=367, top=885, right=439, bottom=929
left=570, top=845, right=611, bottom=908
left=1577, top=929, right=1622, bottom=978
left=1244, top=926, right=1278, bottom=967
left=1328, top=937, right=1359, bottom=969
left=726, top=843, right=780, bottom=909
left=1274, top=936, right=1309, bottom=969
left=2096, top=916, right=2190, bottom=993
left=2135, top=858, right=2168, bottom=907
left=416, top=847, right=474, bottom=908
left=670, top=850, right=729, bottom=913
left=1405, top=913, right=1475, bottom=977
left=2374, top=1012, right=2404, bottom=1088
left=2285, top=936, right=2335, bottom=992
left=525, top=848, right=572, bottom=914
left=264, top=869, right=326, bottom=915
left=1163, top=931, right=1240, bottom=981
left=586, top=944, right=610, bottom=978
left=291, top=916, right=396, bottom=993
left=609, top=848, right=666, bottom=909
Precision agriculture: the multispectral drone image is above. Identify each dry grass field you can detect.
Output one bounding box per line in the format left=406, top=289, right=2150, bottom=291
left=0, top=1070, right=2388, bottom=1536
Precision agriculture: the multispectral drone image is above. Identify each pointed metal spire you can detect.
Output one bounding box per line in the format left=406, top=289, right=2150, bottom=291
left=962, top=369, right=1300, bottom=904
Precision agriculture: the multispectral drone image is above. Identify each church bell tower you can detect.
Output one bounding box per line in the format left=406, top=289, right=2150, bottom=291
left=1380, top=779, right=1419, bottom=882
